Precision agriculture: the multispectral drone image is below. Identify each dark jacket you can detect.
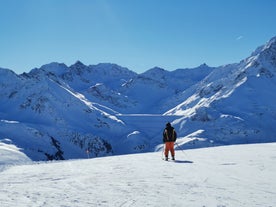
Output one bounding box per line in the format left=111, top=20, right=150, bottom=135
left=163, top=126, right=177, bottom=143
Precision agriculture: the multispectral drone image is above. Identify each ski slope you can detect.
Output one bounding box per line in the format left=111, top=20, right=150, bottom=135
left=1, top=142, right=275, bottom=207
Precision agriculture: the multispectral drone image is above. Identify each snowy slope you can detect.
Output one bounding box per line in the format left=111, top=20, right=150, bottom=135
left=0, top=59, right=214, bottom=160
left=0, top=67, right=127, bottom=160
left=0, top=143, right=275, bottom=207
left=164, top=36, right=276, bottom=148
left=0, top=138, right=31, bottom=172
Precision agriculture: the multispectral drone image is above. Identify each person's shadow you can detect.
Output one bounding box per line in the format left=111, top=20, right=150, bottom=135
left=174, top=160, right=193, bottom=164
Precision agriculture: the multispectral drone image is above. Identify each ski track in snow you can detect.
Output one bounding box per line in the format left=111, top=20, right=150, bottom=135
left=0, top=143, right=276, bottom=207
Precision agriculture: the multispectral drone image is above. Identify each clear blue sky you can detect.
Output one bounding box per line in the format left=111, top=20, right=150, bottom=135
left=1, top=0, right=276, bottom=74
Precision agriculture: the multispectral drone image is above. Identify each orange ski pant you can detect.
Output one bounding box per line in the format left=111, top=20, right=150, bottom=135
left=164, top=142, right=175, bottom=157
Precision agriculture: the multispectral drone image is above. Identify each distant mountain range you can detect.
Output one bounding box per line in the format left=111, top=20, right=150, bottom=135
left=1, top=36, right=276, bottom=161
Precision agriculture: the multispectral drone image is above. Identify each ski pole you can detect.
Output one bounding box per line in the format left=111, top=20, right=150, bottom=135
left=86, top=149, right=90, bottom=159
left=175, top=142, right=188, bottom=157
left=161, top=144, right=165, bottom=160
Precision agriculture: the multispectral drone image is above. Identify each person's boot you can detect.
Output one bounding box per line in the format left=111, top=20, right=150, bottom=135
left=172, top=156, right=175, bottom=160
left=165, top=156, right=168, bottom=161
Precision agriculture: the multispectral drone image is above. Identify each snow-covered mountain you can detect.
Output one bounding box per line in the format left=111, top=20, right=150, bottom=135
left=1, top=36, right=276, bottom=161
left=165, top=36, right=276, bottom=148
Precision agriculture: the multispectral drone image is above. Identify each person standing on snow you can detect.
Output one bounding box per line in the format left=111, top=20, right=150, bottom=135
left=163, top=122, right=177, bottom=161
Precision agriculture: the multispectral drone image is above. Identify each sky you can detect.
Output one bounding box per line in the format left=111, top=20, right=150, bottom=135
left=1, top=0, right=276, bottom=74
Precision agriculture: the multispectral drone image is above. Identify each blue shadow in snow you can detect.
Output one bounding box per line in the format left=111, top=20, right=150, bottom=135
left=174, top=160, right=193, bottom=164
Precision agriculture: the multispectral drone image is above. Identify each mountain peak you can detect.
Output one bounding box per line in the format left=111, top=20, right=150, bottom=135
left=69, top=61, right=87, bottom=75
left=143, top=66, right=166, bottom=73
left=90, top=63, right=137, bottom=77
left=251, top=36, right=276, bottom=57
left=27, top=62, right=68, bottom=77
left=0, top=67, right=17, bottom=75
left=38, top=62, right=68, bottom=75
left=71, top=60, right=86, bottom=68
left=267, top=36, right=276, bottom=45
left=261, top=36, right=276, bottom=52
left=0, top=67, right=19, bottom=83
left=251, top=36, right=276, bottom=67
left=199, top=63, right=209, bottom=68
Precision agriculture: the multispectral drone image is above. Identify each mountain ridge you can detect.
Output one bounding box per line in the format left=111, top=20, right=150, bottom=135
left=1, top=36, right=276, bottom=160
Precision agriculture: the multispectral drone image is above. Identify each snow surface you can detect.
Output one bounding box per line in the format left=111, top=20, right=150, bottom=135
left=0, top=139, right=31, bottom=171
left=1, top=143, right=275, bottom=207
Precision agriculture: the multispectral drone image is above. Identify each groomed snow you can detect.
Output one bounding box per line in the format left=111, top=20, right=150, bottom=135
left=1, top=143, right=275, bottom=207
